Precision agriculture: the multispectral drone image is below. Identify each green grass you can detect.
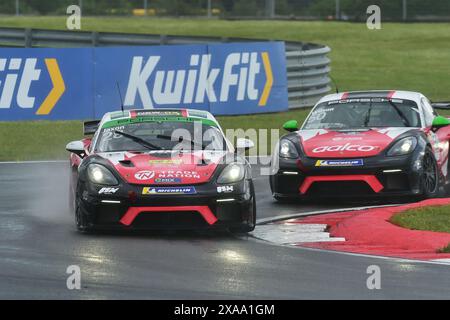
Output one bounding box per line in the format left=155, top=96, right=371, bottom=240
left=440, top=244, right=450, bottom=253
left=390, top=205, right=450, bottom=253
left=1, top=16, right=450, bottom=160
left=391, top=205, right=450, bottom=233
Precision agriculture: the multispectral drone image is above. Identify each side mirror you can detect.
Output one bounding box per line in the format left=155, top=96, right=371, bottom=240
left=432, top=116, right=450, bottom=131
left=66, top=141, right=86, bottom=158
left=283, top=120, right=299, bottom=132
left=236, top=138, right=255, bottom=151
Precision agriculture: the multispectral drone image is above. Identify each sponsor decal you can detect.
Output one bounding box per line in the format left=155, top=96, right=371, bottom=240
left=124, top=52, right=273, bottom=108
left=332, top=137, right=363, bottom=141
left=315, top=159, right=364, bottom=167
left=217, top=185, right=234, bottom=193
left=0, top=57, right=65, bottom=115
left=98, top=187, right=119, bottom=194
left=312, top=143, right=377, bottom=153
left=102, top=126, right=125, bottom=133
left=148, top=159, right=183, bottom=165
left=142, top=186, right=196, bottom=195
left=154, top=178, right=182, bottom=184
left=135, top=110, right=183, bottom=117
left=156, top=170, right=201, bottom=179
left=134, top=170, right=201, bottom=181
left=134, top=170, right=155, bottom=180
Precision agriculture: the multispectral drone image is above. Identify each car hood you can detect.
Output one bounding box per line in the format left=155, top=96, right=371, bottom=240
left=297, top=127, right=415, bottom=158
left=97, top=151, right=226, bottom=185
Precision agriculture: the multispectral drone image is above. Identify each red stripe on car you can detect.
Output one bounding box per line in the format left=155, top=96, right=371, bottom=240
left=120, top=206, right=218, bottom=226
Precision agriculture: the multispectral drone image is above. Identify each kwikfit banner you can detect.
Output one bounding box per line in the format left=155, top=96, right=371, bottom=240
left=0, top=42, right=288, bottom=120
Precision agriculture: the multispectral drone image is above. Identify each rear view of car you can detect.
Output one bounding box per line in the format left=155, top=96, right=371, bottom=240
left=66, top=109, right=256, bottom=233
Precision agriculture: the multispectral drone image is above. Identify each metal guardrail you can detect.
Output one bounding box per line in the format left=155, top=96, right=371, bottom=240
left=0, top=27, right=331, bottom=109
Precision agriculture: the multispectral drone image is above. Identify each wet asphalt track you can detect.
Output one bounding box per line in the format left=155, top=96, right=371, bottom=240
left=1, top=162, right=450, bottom=299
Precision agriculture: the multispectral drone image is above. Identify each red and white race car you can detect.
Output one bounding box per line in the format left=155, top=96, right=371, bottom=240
left=66, top=109, right=256, bottom=232
left=270, top=90, right=450, bottom=201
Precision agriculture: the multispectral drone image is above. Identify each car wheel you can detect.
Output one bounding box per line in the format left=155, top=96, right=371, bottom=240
left=230, top=189, right=256, bottom=233
left=75, top=200, right=92, bottom=233
left=421, top=148, right=440, bottom=199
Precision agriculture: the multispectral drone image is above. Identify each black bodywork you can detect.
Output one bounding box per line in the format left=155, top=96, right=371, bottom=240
left=70, top=153, right=256, bottom=231
left=270, top=129, right=437, bottom=200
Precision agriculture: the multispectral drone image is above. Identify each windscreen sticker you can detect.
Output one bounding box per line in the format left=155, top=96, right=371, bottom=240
left=328, top=98, right=405, bottom=105
left=101, top=116, right=217, bottom=129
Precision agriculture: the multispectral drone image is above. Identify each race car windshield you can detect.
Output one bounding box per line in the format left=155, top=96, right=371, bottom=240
left=95, top=120, right=227, bottom=152
left=303, top=99, right=421, bottom=130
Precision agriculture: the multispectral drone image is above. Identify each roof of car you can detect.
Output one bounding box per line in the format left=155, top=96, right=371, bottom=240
left=317, top=90, right=424, bottom=105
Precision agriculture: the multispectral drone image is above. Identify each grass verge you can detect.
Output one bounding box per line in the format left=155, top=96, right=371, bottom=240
left=390, top=205, right=450, bottom=253
left=390, top=205, right=450, bottom=234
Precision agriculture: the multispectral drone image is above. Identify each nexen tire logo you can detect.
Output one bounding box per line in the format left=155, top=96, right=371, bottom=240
left=124, top=52, right=273, bottom=108
left=312, top=144, right=377, bottom=153
left=0, top=58, right=65, bottom=115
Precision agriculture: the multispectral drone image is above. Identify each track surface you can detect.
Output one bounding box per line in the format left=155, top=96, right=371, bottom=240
left=1, top=162, right=450, bottom=299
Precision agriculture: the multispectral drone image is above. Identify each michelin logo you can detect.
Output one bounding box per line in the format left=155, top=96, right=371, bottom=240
left=0, top=58, right=65, bottom=115
left=142, top=186, right=197, bottom=195
left=124, top=52, right=273, bottom=108
left=315, top=159, right=364, bottom=167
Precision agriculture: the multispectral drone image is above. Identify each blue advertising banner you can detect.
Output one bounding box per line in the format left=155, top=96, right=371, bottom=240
left=0, top=42, right=287, bottom=121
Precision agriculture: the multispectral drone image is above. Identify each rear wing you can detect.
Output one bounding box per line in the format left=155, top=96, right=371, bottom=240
left=83, top=120, right=100, bottom=136
left=432, top=102, right=450, bottom=110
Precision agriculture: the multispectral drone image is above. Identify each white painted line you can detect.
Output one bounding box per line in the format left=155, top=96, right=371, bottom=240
left=245, top=233, right=450, bottom=267
left=259, top=223, right=327, bottom=233
left=251, top=224, right=345, bottom=245
left=257, top=204, right=400, bottom=225
left=431, top=259, right=450, bottom=264
left=0, top=160, right=68, bottom=164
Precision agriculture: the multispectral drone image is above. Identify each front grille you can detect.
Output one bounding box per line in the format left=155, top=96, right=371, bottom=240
left=131, top=211, right=209, bottom=228
left=307, top=181, right=374, bottom=196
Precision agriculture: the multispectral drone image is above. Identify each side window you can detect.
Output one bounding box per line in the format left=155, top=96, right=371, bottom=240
left=421, top=98, right=435, bottom=127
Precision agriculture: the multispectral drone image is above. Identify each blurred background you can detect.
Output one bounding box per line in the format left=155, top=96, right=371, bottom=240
left=1, top=0, right=450, bottom=21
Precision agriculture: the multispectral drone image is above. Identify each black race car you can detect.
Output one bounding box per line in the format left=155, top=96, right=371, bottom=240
left=66, top=109, right=256, bottom=232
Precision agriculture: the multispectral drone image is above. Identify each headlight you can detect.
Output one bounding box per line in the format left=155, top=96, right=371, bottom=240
left=87, top=164, right=119, bottom=185
left=279, top=139, right=299, bottom=159
left=217, top=163, right=245, bottom=184
left=387, top=137, right=418, bottom=156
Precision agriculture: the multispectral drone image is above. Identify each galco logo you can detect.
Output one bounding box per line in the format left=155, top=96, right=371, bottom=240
left=124, top=52, right=273, bottom=108
left=312, top=144, right=377, bottom=153
left=134, top=170, right=155, bottom=180
left=0, top=58, right=65, bottom=115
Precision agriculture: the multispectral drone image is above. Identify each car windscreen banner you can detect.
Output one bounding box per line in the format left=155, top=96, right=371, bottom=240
left=0, top=42, right=288, bottom=120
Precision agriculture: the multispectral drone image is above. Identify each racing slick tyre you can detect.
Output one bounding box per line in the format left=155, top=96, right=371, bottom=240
left=75, top=200, right=93, bottom=233
left=421, top=147, right=440, bottom=199
left=229, top=192, right=256, bottom=233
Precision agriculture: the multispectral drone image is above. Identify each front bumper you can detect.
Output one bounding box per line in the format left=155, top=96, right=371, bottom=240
left=77, top=180, right=254, bottom=230
left=270, top=153, right=423, bottom=199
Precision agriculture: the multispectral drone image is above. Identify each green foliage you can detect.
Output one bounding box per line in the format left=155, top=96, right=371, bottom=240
left=1, top=0, right=450, bottom=17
